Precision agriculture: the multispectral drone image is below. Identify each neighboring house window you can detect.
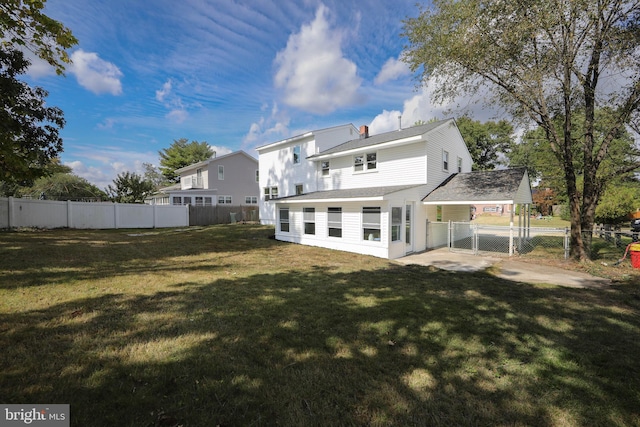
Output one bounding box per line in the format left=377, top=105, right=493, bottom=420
left=363, top=206, right=381, bottom=241
left=183, top=196, right=192, bottom=205
left=295, top=184, right=304, bottom=195
left=255, top=170, right=259, bottom=182
left=443, top=150, right=449, bottom=171
left=354, top=152, right=377, bottom=172
left=391, top=207, right=402, bottom=241
left=245, top=196, right=257, bottom=204
left=271, top=186, right=278, bottom=198
left=195, top=196, right=204, bottom=206
left=328, top=207, right=342, bottom=238
left=204, top=197, right=212, bottom=206
left=457, top=157, right=462, bottom=173
left=303, top=207, right=315, bottom=235
left=279, top=208, right=290, bottom=232
left=172, top=196, right=182, bottom=205
left=218, top=195, right=232, bottom=204
left=293, top=145, right=301, bottom=164
left=218, top=165, right=224, bottom=180
left=196, top=168, right=202, bottom=186
left=321, top=161, right=330, bottom=176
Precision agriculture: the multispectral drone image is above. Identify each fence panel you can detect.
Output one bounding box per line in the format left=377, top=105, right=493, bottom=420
left=188, top=205, right=259, bottom=226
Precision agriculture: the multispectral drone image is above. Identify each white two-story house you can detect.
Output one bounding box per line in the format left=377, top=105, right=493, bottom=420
left=257, top=119, right=532, bottom=259
left=148, top=150, right=259, bottom=208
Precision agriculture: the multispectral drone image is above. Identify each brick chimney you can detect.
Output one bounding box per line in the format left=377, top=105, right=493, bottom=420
left=359, top=125, right=369, bottom=139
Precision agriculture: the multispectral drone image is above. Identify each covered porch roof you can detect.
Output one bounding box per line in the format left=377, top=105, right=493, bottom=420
left=422, top=168, right=532, bottom=206
left=270, top=184, right=426, bottom=204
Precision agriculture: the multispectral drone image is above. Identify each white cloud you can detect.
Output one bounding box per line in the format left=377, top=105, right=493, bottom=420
left=70, top=49, right=123, bottom=95
left=374, top=57, right=410, bottom=85
left=156, top=79, right=172, bottom=101
left=273, top=4, right=362, bottom=114
left=242, top=102, right=290, bottom=147
left=166, top=109, right=188, bottom=124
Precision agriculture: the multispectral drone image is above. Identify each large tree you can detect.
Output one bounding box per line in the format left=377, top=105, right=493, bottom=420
left=456, top=116, right=515, bottom=170
left=22, top=172, right=107, bottom=201
left=0, top=0, right=77, bottom=75
left=403, top=0, right=640, bottom=260
left=106, top=172, right=155, bottom=204
left=1, top=0, right=77, bottom=186
left=0, top=48, right=66, bottom=186
left=158, top=138, right=213, bottom=183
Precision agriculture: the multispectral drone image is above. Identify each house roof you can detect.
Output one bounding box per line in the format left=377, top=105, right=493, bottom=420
left=422, top=168, right=531, bottom=204
left=272, top=184, right=426, bottom=203
left=174, top=150, right=257, bottom=174
left=308, top=119, right=454, bottom=159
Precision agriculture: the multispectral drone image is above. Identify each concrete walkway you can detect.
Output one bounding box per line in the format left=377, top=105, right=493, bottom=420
left=396, top=248, right=612, bottom=289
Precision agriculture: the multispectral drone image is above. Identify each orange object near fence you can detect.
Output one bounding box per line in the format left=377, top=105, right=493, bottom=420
left=630, top=243, right=640, bottom=269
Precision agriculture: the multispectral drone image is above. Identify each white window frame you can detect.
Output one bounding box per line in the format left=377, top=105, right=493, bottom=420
left=255, top=170, right=259, bottom=182
left=204, top=197, right=212, bottom=206
left=443, top=150, right=449, bottom=171
left=279, top=208, right=290, bottom=232
left=328, top=207, right=342, bottom=238
left=391, top=207, right=402, bottom=241
left=218, top=165, right=224, bottom=180
left=457, top=156, right=462, bottom=173
left=295, top=184, right=304, bottom=195
left=183, top=196, right=192, bottom=205
left=321, top=161, right=330, bottom=176
left=245, top=196, right=258, bottom=204
left=218, top=195, right=232, bottom=204
left=354, top=152, right=377, bottom=173
left=362, top=206, right=381, bottom=241
left=303, top=207, right=315, bottom=235
left=293, top=145, right=301, bottom=164
left=172, top=196, right=182, bottom=205
left=195, top=196, right=204, bottom=206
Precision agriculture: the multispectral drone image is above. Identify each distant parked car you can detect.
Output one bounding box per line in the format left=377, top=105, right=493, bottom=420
left=632, top=218, right=640, bottom=232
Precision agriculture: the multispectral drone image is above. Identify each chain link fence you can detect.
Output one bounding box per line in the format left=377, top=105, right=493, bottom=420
left=440, top=221, right=640, bottom=260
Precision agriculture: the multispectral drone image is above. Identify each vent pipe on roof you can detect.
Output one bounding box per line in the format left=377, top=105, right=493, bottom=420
left=398, top=115, right=402, bottom=130
left=359, top=125, right=369, bottom=139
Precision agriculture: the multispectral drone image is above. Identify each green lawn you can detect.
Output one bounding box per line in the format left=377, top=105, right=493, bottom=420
left=1, top=225, right=639, bottom=426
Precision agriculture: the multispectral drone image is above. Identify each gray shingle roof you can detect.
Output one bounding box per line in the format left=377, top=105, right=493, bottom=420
left=272, top=184, right=425, bottom=202
left=309, top=119, right=453, bottom=158
left=422, top=168, right=528, bottom=202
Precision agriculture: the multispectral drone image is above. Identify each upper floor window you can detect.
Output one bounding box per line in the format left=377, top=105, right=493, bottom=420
left=245, top=196, right=258, bottom=204
left=293, top=145, right=301, bottom=164
left=255, top=170, right=259, bottom=182
left=295, top=184, right=304, bottom=195
left=355, top=152, right=377, bottom=172
left=218, top=165, right=224, bottom=180
left=443, top=150, right=449, bottom=171
left=321, top=161, right=330, bottom=176
left=264, top=186, right=278, bottom=201
left=457, top=157, right=462, bottom=173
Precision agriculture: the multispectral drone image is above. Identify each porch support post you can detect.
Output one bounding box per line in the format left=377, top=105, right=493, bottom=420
left=509, top=205, right=514, bottom=256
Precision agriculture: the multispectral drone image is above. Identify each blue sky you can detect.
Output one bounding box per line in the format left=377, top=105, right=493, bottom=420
left=25, top=0, right=486, bottom=189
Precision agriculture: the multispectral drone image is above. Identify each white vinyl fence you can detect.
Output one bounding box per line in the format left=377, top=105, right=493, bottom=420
left=0, top=197, right=189, bottom=229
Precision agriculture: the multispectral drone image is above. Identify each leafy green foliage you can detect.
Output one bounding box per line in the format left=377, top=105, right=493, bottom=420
left=158, top=138, right=213, bottom=183
left=0, top=0, right=77, bottom=75
left=21, top=172, right=107, bottom=201
left=456, top=116, right=514, bottom=170
left=402, top=0, right=640, bottom=259
left=595, top=184, right=640, bottom=225
left=142, top=162, right=170, bottom=190
left=106, top=172, right=155, bottom=203
left=0, top=47, right=65, bottom=186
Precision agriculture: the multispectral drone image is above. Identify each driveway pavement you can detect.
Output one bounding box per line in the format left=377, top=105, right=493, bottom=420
left=396, top=248, right=612, bottom=289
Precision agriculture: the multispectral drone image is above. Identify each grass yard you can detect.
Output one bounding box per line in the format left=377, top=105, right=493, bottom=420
left=1, top=225, right=639, bottom=426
